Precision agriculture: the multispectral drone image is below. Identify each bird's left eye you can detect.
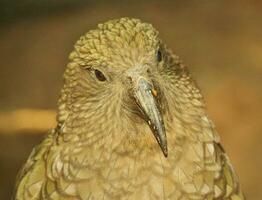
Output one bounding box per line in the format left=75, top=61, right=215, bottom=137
left=94, top=69, right=107, bottom=82
left=157, top=49, right=162, bottom=62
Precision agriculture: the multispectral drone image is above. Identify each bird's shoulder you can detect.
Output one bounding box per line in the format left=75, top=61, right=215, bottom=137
left=13, top=129, right=56, bottom=200
left=213, top=142, right=245, bottom=200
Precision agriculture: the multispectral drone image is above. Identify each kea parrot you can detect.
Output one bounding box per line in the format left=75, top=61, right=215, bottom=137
left=13, top=18, right=245, bottom=200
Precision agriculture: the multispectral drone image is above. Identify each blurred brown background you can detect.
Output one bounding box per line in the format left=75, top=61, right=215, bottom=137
left=0, top=0, right=261, bottom=199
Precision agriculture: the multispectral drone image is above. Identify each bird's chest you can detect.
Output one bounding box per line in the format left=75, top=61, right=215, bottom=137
left=80, top=151, right=176, bottom=199
left=49, top=135, right=217, bottom=200
left=56, top=146, right=205, bottom=200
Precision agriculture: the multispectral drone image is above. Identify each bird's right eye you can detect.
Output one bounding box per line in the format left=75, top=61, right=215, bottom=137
left=157, top=49, right=162, bottom=62
left=94, top=69, right=107, bottom=82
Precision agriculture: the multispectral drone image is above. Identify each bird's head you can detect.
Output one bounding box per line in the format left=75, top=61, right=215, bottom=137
left=58, top=18, right=204, bottom=157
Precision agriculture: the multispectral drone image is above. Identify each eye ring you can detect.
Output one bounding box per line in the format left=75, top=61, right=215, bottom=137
left=157, top=49, right=162, bottom=62
left=94, top=69, right=107, bottom=82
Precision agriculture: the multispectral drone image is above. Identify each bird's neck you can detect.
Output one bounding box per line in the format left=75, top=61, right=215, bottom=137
left=57, top=98, right=219, bottom=160
left=57, top=76, right=219, bottom=161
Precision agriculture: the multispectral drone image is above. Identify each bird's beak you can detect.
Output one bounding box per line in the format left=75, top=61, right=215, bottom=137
left=133, top=77, right=168, bottom=157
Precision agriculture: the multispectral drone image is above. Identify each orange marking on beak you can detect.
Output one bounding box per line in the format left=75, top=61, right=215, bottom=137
left=152, top=89, right=158, bottom=97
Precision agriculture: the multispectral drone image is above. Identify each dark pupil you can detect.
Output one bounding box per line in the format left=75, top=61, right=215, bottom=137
left=95, top=69, right=106, bottom=81
left=157, top=50, right=162, bottom=62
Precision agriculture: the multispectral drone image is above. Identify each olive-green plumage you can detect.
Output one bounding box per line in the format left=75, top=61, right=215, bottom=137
left=14, top=18, right=245, bottom=200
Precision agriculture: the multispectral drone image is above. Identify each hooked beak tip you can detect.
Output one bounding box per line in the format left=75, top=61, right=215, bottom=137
left=163, top=147, right=168, bottom=157
left=154, top=131, right=168, bottom=157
